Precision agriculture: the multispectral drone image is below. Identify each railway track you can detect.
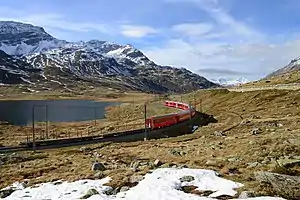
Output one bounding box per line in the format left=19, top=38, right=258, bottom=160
left=0, top=111, right=201, bottom=153
left=0, top=129, right=145, bottom=153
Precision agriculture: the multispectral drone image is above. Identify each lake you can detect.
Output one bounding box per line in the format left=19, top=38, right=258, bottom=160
left=0, top=100, right=119, bottom=125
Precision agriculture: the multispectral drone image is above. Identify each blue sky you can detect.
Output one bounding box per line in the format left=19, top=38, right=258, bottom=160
left=1, top=0, right=300, bottom=80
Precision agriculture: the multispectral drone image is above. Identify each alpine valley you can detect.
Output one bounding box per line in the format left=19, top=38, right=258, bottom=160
left=0, top=21, right=218, bottom=94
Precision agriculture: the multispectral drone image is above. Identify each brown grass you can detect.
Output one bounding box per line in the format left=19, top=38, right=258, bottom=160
left=242, top=70, right=300, bottom=87
left=1, top=89, right=300, bottom=199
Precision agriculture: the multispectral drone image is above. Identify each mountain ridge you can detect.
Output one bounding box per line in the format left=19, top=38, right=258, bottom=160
left=0, top=21, right=218, bottom=93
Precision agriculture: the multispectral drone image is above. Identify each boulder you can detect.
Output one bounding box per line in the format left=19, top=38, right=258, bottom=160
left=227, top=157, right=240, bottom=163
left=129, top=175, right=144, bottom=183
left=205, top=160, right=218, bottom=166
left=214, top=131, right=226, bottom=137
left=91, top=162, right=106, bottom=171
left=247, top=162, right=262, bottom=168
left=179, top=175, right=195, bottom=182
left=119, top=186, right=130, bottom=192
left=94, top=172, right=104, bottom=179
left=181, top=185, right=198, bottom=193
left=80, top=188, right=99, bottom=199
left=255, top=171, right=300, bottom=197
left=252, top=127, right=262, bottom=135
left=130, top=160, right=140, bottom=169
left=160, top=163, right=171, bottom=168
left=153, top=159, right=162, bottom=167
left=168, top=149, right=186, bottom=156
left=238, top=191, right=256, bottom=199
left=103, top=187, right=114, bottom=195
left=0, top=188, right=15, bottom=198
left=277, top=158, right=300, bottom=167
left=79, top=147, right=92, bottom=153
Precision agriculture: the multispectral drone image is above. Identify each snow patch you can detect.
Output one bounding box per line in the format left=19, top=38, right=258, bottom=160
left=1, top=168, right=285, bottom=200
left=0, top=40, right=65, bottom=56
left=49, top=80, right=62, bottom=85
left=0, top=65, right=27, bottom=76
left=20, top=77, right=34, bottom=84
left=26, top=88, right=36, bottom=92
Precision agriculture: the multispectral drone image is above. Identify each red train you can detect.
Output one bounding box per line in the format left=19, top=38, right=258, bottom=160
left=146, top=101, right=196, bottom=130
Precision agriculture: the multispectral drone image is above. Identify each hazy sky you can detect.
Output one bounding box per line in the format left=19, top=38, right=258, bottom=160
left=1, top=0, right=300, bottom=80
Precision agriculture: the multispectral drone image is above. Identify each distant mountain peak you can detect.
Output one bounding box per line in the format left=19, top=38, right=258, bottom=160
left=0, top=21, right=54, bottom=43
left=0, top=21, right=66, bottom=56
left=0, top=21, right=48, bottom=34
left=211, top=77, right=249, bottom=86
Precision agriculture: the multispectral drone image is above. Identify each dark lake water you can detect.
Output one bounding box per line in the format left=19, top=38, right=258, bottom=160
left=0, top=100, right=119, bottom=125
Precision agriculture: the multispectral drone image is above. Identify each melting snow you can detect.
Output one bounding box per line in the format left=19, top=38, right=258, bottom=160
left=1, top=168, right=285, bottom=200
left=20, top=77, right=34, bottom=84
left=26, top=88, right=36, bottom=92
left=49, top=80, right=62, bottom=85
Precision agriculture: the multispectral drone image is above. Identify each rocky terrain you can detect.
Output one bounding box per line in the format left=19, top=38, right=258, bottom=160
left=0, top=50, right=41, bottom=84
left=0, top=21, right=217, bottom=93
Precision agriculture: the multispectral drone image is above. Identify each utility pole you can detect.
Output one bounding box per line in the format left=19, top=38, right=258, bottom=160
left=32, top=105, right=36, bottom=152
left=94, top=107, right=97, bottom=126
left=45, top=105, right=48, bottom=139
left=193, top=92, right=196, bottom=109
left=144, top=104, right=147, bottom=141
left=199, top=99, right=203, bottom=113
left=189, top=102, right=192, bottom=120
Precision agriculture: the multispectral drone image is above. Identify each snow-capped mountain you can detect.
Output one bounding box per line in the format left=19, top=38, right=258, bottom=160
left=0, top=21, right=218, bottom=93
left=211, top=77, right=250, bottom=86
left=0, top=21, right=66, bottom=56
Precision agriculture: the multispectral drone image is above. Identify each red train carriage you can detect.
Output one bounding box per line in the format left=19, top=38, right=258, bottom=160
left=146, top=101, right=196, bottom=130
left=165, top=101, right=190, bottom=110
left=177, top=110, right=192, bottom=122
left=146, top=113, right=179, bottom=129
left=177, top=103, right=189, bottom=110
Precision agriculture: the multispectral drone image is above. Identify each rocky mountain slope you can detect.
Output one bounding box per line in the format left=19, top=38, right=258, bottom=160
left=243, top=57, right=300, bottom=86
left=0, top=50, right=41, bottom=84
left=267, top=57, right=300, bottom=78
left=0, top=21, right=65, bottom=56
left=0, top=21, right=217, bottom=93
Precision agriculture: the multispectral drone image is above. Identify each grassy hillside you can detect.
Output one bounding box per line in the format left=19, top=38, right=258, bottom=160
left=242, top=70, right=300, bottom=87
left=1, top=88, right=300, bottom=198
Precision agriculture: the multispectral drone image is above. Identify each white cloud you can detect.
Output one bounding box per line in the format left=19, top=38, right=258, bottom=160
left=166, top=0, right=263, bottom=41
left=0, top=12, right=113, bottom=35
left=0, top=6, right=159, bottom=39
left=143, top=38, right=300, bottom=80
left=172, top=23, right=213, bottom=37
left=120, top=25, right=159, bottom=38
left=143, top=0, right=281, bottom=80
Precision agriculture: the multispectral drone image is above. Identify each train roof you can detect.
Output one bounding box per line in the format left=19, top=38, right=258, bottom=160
left=165, top=100, right=190, bottom=106
left=148, top=112, right=177, bottom=119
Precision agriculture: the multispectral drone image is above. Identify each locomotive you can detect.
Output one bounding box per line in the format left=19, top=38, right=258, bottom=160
left=146, top=101, right=196, bottom=129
